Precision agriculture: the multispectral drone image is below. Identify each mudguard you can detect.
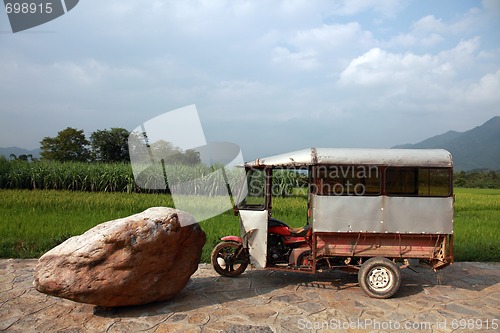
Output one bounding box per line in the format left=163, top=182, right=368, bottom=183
left=221, top=236, right=243, bottom=243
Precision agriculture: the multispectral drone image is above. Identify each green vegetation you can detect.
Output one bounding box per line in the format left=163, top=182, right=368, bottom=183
left=0, top=159, right=136, bottom=192
left=0, top=189, right=240, bottom=261
left=0, top=158, right=240, bottom=195
left=10, top=126, right=202, bottom=165
left=0, top=188, right=498, bottom=262
left=454, top=170, right=500, bottom=188
left=2, top=126, right=497, bottom=263
left=39, top=127, right=133, bottom=163
left=453, top=188, right=500, bottom=261
left=1, top=158, right=498, bottom=193
left=90, top=128, right=131, bottom=162
left=40, top=127, right=93, bottom=162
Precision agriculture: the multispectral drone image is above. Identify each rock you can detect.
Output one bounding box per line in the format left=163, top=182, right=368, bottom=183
left=33, top=207, right=206, bottom=307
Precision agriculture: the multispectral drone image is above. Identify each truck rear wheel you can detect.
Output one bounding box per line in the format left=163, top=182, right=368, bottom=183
left=358, top=257, right=401, bottom=299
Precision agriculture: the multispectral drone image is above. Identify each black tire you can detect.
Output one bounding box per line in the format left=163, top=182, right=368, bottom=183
left=358, top=257, right=401, bottom=299
left=211, top=241, right=249, bottom=277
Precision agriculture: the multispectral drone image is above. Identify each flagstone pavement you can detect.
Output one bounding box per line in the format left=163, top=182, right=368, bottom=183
left=1, top=259, right=499, bottom=332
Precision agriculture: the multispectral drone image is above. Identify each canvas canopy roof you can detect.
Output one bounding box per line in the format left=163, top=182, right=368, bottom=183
left=245, top=148, right=453, bottom=168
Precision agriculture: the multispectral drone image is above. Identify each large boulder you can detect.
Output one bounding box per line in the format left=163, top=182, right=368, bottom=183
left=33, top=207, right=206, bottom=307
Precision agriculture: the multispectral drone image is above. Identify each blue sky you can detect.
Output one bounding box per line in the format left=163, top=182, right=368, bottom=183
left=1, top=0, right=499, bottom=160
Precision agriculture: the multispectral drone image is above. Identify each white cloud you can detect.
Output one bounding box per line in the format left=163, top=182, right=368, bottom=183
left=292, top=22, right=374, bottom=51
left=437, top=37, right=481, bottom=69
left=325, top=0, right=404, bottom=18
left=270, top=22, right=375, bottom=71
left=339, top=36, right=484, bottom=89
left=465, top=70, right=500, bottom=105
left=1, top=1, right=499, bottom=154
left=411, top=15, right=447, bottom=34
left=384, top=3, right=495, bottom=50
left=271, top=47, right=319, bottom=70
left=386, top=15, right=450, bottom=49
left=338, top=48, right=453, bottom=87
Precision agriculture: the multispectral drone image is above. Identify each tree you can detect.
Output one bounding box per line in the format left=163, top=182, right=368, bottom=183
left=148, top=141, right=201, bottom=165
left=183, top=149, right=201, bottom=165
left=90, top=128, right=130, bottom=162
left=17, top=154, right=33, bottom=162
left=40, top=127, right=91, bottom=162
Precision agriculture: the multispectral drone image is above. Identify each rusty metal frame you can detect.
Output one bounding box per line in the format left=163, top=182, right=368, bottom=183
left=310, top=231, right=453, bottom=268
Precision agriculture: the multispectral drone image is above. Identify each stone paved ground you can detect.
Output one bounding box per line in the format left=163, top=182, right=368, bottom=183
left=0, top=259, right=499, bottom=332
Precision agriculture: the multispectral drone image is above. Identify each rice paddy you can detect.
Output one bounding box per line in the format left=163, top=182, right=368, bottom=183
left=0, top=188, right=498, bottom=262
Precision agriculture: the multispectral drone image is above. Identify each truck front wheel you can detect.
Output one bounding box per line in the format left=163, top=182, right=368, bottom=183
left=211, top=241, right=249, bottom=277
left=358, top=257, right=401, bottom=299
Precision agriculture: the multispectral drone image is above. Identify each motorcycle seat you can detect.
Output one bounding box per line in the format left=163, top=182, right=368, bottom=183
left=288, top=224, right=311, bottom=237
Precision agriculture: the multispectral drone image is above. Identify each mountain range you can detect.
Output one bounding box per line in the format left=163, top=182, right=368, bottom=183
left=393, top=116, right=500, bottom=171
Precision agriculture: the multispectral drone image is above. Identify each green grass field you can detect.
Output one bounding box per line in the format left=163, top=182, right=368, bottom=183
left=452, top=188, right=500, bottom=261
left=0, top=188, right=498, bottom=262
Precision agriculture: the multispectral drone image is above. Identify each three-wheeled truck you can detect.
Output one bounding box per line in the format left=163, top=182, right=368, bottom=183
left=212, top=148, right=454, bottom=298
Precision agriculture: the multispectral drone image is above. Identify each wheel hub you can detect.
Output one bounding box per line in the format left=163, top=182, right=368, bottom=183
left=368, top=267, right=391, bottom=291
